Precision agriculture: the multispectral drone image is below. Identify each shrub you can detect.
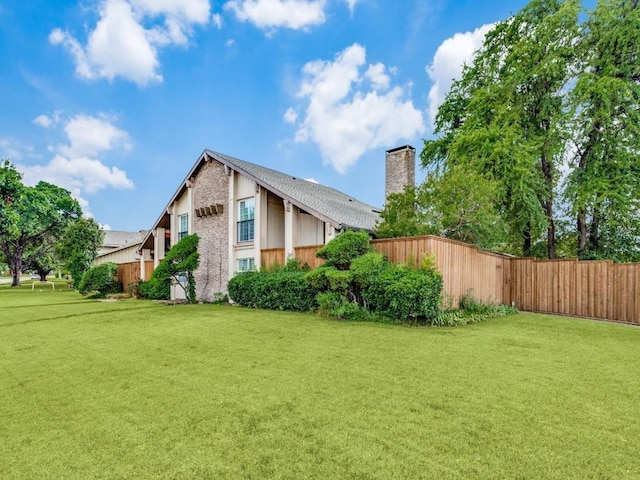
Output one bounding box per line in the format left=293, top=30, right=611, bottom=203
left=152, top=234, right=200, bottom=303
left=78, top=262, right=122, bottom=297
left=316, top=292, right=376, bottom=321
left=363, top=263, right=442, bottom=323
left=138, top=277, right=170, bottom=300
left=315, top=231, right=372, bottom=270
left=435, top=292, right=519, bottom=326
left=350, top=252, right=386, bottom=288
left=228, top=269, right=320, bottom=312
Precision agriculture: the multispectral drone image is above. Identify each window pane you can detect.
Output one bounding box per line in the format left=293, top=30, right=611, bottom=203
left=179, top=214, right=189, bottom=240
left=239, top=198, right=255, bottom=221
left=238, top=219, right=254, bottom=242
left=238, top=258, right=255, bottom=273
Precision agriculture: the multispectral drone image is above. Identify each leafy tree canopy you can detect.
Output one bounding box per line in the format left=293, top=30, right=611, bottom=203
left=56, top=218, right=104, bottom=287
left=0, top=160, right=81, bottom=286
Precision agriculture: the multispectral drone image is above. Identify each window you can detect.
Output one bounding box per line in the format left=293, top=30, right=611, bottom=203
left=237, top=258, right=255, bottom=273
left=178, top=214, right=189, bottom=240
left=237, top=198, right=255, bottom=243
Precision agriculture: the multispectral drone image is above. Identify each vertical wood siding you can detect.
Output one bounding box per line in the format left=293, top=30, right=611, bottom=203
left=116, top=261, right=154, bottom=288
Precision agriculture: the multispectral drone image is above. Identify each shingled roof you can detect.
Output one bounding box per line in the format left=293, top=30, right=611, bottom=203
left=139, top=150, right=381, bottom=252
left=206, top=150, right=381, bottom=231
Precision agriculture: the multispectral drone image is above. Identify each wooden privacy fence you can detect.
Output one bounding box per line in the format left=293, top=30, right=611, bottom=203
left=262, top=235, right=640, bottom=324
left=116, top=261, right=154, bottom=287
left=511, top=258, right=639, bottom=324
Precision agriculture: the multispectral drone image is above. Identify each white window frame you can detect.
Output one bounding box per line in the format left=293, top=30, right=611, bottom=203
left=237, top=258, right=255, bottom=273
left=178, top=214, right=189, bottom=240
left=237, top=198, right=255, bottom=243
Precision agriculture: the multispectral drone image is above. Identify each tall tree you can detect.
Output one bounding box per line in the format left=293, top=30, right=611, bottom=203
left=0, top=161, right=81, bottom=287
left=565, top=0, right=640, bottom=261
left=376, top=168, right=506, bottom=249
left=56, top=217, right=104, bottom=287
left=421, top=0, right=580, bottom=258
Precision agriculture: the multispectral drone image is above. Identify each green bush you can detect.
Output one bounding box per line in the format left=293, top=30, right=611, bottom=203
left=350, top=252, right=386, bottom=288
left=228, top=269, right=320, bottom=312
left=78, top=262, right=122, bottom=297
left=434, top=293, right=519, bottom=326
left=316, top=292, right=374, bottom=321
left=315, top=231, right=372, bottom=270
left=138, top=277, right=170, bottom=300
left=363, top=263, right=442, bottom=323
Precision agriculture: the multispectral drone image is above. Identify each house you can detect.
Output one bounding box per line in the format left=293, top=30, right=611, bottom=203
left=137, top=146, right=416, bottom=301
left=96, top=230, right=148, bottom=265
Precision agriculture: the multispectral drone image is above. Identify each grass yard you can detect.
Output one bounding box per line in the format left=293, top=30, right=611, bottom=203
left=1, top=283, right=639, bottom=479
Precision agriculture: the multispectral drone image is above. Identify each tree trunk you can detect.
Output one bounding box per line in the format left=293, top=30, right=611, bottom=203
left=547, top=215, right=556, bottom=259
left=523, top=222, right=532, bottom=257
left=10, top=254, right=22, bottom=287
left=588, top=205, right=601, bottom=256
left=540, top=153, right=556, bottom=259
left=577, top=209, right=587, bottom=258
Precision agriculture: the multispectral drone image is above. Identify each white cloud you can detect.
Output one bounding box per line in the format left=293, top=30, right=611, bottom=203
left=304, top=177, right=319, bottom=184
left=16, top=113, right=134, bottom=217
left=343, top=0, right=361, bottom=14
left=225, top=38, right=235, bottom=47
left=290, top=43, right=424, bottom=173
left=212, top=13, right=223, bottom=28
left=100, top=224, right=113, bottom=230
left=60, top=114, right=130, bottom=158
left=225, top=0, right=326, bottom=30
left=365, top=63, right=390, bottom=90
left=1, top=138, right=27, bottom=161
left=283, top=107, right=298, bottom=124
left=21, top=155, right=134, bottom=194
left=33, top=114, right=53, bottom=128
left=426, top=23, right=494, bottom=126
left=50, top=0, right=211, bottom=86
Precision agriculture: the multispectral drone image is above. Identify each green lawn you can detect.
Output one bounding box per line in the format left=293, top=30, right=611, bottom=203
left=1, top=284, right=639, bottom=479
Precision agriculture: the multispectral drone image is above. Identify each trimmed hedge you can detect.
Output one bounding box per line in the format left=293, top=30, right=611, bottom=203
left=362, top=263, right=442, bottom=323
left=315, top=231, right=372, bottom=270
left=228, top=269, right=319, bottom=312
left=78, top=262, right=122, bottom=297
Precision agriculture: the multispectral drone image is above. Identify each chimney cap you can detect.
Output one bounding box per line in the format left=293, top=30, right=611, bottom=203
left=385, top=145, right=415, bottom=154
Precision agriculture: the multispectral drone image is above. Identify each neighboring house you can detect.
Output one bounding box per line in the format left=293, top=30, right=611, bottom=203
left=96, top=230, right=148, bottom=265
left=136, top=147, right=415, bottom=302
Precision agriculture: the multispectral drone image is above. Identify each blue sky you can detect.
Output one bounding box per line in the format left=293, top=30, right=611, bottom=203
left=1, top=0, right=543, bottom=231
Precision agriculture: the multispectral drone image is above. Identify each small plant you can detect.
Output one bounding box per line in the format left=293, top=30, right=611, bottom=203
left=436, top=292, right=519, bottom=326
left=211, top=292, right=229, bottom=304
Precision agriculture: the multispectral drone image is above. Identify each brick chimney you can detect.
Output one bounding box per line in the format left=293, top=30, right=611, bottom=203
left=385, top=145, right=415, bottom=198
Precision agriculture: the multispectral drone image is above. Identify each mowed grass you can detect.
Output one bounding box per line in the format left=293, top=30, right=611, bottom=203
left=1, top=283, right=639, bottom=479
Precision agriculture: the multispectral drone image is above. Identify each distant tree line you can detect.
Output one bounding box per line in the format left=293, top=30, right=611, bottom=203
left=377, top=0, right=640, bottom=262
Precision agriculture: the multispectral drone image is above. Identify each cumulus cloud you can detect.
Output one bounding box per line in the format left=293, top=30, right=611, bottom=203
left=288, top=43, right=424, bottom=173
left=426, top=23, right=494, bottom=126
left=50, top=0, right=211, bottom=86
left=17, top=113, right=134, bottom=216
left=225, top=0, right=326, bottom=30
left=21, top=155, right=133, bottom=194
left=59, top=114, right=130, bottom=158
